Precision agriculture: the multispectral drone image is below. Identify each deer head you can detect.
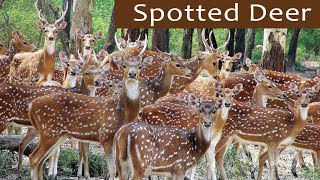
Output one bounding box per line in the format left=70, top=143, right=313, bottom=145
left=35, top=0, right=67, bottom=47
left=76, top=28, right=103, bottom=55
left=253, top=68, right=287, bottom=103
left=82, top=62, right=104, bottom=92
left=245, top=58, right=259, bottom=73
left=59, top=52, right=82, bottom=88
left=157, top=53, right=193, bottom=78
left=0, top=42, right=9, bottom=55
left=10, top=29, right=37, bottom=53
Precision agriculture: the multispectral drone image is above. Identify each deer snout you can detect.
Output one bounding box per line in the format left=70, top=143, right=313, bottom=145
left=225, top=68, right=231, bottom=72
left=85, top=46, right=91, bottom=50
left=279, top=93, right=288, bottom=99
left=128, top=71, right=137, bottom=78
left=225, top=102, right=231, bottom=108
left=301, top=103, right=308, bottom=108
left=48, top=36, right=54, bottom=41
left=70, top=71, right=77, bottom=76
left=203, top=119, right=212, bottom=128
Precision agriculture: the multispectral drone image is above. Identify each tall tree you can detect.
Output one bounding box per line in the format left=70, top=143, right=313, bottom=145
left=225, top=29, right=235, bottom=55
left=182, top=28, right=193, bottom=59
left=152, top=29, right=169, bottom=52
left=287, top=28, right=301, bottom=70
left=261, top=29, right=287, bottom=72
left=62, top=0, right=71, bottom=40
left=234, top=29, right=246, bottom=70
left=244, top=29, right=256, bottom=60
left=197, top=28, right=217, bottom=51
left=104, top=6, right=116, bottom=53
left=69, top=0, right=93, bottom=57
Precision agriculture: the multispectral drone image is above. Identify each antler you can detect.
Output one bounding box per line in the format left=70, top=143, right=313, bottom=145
left=35, top=0, right=49, bottom=24
left=138, top=34, right=148, bottom=56
left=218, top=30, right=231, bottom=50
left=209, top=30, right=215, bottom=50
left=201, top=29, right=211, bottom=52
left=114, top=32, right=128, bottom=56
left=54, top=0, right=68, bottom=25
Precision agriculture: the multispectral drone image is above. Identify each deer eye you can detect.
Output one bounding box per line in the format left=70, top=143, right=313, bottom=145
left=85, top=73, right=90, bottom=76
left=92, top=39, right=95, bottom=42
left=122, top=65, right=127, bottom=69
left=267, top=85, right=272, bottom=88
left=45, top=30, right=49, bottom=33
left=23, top=41, right=28, bottom=45
left=231, top=94, right=235, bottom=98
left=176, top=64, right=181, bottom=67
left=139, top=65, right=143, bottom=69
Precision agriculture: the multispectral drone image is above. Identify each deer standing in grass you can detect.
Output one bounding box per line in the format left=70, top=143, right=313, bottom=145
left=9, top=0, right=68, bottom=86
left=28, top=39, right=152, bottom=180
left=215, top=82, right=319, bottom=180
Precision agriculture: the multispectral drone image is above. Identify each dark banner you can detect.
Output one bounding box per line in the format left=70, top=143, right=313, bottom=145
left=115, top=0, right=319, bottom=28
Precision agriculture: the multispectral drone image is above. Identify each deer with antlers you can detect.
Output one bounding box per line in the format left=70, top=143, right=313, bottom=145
left=214, top=82, right=319, bottom=180
left=9, top=0, right=68, bottom=86
left=27, top=38, right=152, bottom=180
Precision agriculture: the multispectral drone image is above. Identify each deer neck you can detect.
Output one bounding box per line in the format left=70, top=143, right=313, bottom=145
left=41, top=40, right=56, bottom=69
left=120, top=78, right=141, bottom=123
left=79, top=80, right=97, bottom=97
left=211, top=107, right=230, bottom=142
left=155, top=64, right=175, bottom=97
left=252, top=87, right=268, bottom=107
left=195, top=123, right=212, bottom=154
left=183, top=56, right=203, bottom=81
left=62, top=75, right=77, bottom=89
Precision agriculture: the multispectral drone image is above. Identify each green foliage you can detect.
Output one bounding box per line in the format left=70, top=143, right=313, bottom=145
left=0, top=150, right=14, bottom=178
left=58, top=148, right=79, bottom=176
left=302, top=167, right=320, bottom=180
left=89, top=153, right=108, bottom=177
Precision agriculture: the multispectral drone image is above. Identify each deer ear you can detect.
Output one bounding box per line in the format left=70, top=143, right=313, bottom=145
left=254, top=68, right=264, bottom=83
left=311, top=84, right=320, bottom=93
left=214, top=50, right=223, bottom=59
left=223, top=51, right=229, bottom=57
left=233, top=53, right=242, bottom=60
left=194, top=51, right=206, bottom=58
left=142, top=56, right=153, bottom=68
left=76, top=28, right=85, bottom=39
left=245, top=58, right=252, bottom=67
left=11, top=30, right=19, bottom=39
left=289, top=82, right=298, bottom=93
left=233, top=83, right=243, bottom=95
left=119, top=38, right=126, bottom=47
left=36, top=20, right=46, bottom=30
left=58, top=21, right=67, bottom=30
left=59, top=51, right=68, bottom=67
left=313, top=76, right=320, bottom=84
left=95, top=31, right=104, bottom=39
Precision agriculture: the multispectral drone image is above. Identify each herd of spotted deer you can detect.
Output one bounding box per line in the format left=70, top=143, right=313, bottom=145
left=0, top=1, right=320, bottom=180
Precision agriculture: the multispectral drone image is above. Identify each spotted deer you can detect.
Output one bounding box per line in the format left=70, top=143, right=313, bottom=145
left=76, top=28, right=103, bottom=65
left=168, top=29, right=228, bottom=94
left=218, top=51, right=242, bottom=80
left=9, top=29, right=37, bottom=54
left=114, top=117, right=214, bottom=179
left=215, top=83, right=319, bottom=180
left=28, top=40, right=152, bottom=179
left=0, top=42, right=9, bottom=55
left=9, top=0, right=68, bottom=86
left=15, top=55, right=102, bottom=179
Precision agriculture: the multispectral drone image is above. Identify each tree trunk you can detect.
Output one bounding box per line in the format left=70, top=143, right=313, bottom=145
left=225, top=29, right=235, bottom=55
left=0, top=135, right=37, bottom=156
left=234, top=29, right=246, bottom=70
left=104, top=6, right=116, bottom=53
left=69, top=0, right=93, bottom=58
left=62, top=0, right=72, bottom=42
left=152, top=29, right=169, bottom=52
left=182, top=29, right=194, bottom=59
left=287, top=28, right=301, bottom=70
left=261, top=29, right=287, bottom=72
left=244, top=29, right=256, bottom=60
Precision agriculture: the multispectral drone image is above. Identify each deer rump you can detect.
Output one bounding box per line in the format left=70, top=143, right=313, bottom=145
left=115, top=122, right=200, bottom=176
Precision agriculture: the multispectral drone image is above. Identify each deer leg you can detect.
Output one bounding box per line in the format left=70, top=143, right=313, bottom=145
left=188, top=165, right=196, bottom=180
left=312, top=151, right=318, bottom=167
left=291, top=152, right=299, bottom=177
left=267, top=147, right=277, bottom=180
left=257, top=149, right=269, bottom=180
left=297, top=150, right=307, bottom=169
left=82, top=142, right=90, bottom=179
left=18, top=128, right=37, bottom=173
left=48, top=146, right=60, bottom=180
left=104, top=145, right=116, bottom=180
left=173, top=173, right=184, bottom=180
left=243, top=144, right=253, bottom=161
left=205, top=143, right=217, bottom=180
left=29, top=137, right=62, bottom=180
left=216, top=138, right=232, bottom=180
left=77, top=142, right=84, bottom=178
